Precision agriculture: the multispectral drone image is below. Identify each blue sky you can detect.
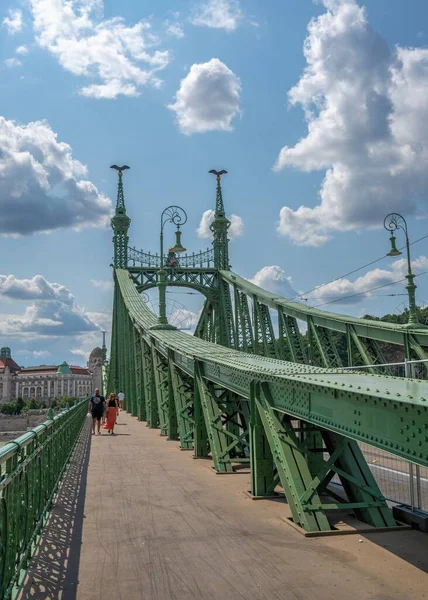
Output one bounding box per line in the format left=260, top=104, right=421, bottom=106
left=1, top=0, right=428, bottom=366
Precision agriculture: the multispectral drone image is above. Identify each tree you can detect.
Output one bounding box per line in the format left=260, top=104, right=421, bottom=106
left=16, top=397, right=24, bottom=415
left=0, top=402, right=18, bottom=415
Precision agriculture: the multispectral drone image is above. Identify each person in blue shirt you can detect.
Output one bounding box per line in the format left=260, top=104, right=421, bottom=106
left=88, top=388, right=105, bottom=435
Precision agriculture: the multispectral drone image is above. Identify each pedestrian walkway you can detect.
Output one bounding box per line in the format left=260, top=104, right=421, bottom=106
left=20, top=413, right=428, bottom=600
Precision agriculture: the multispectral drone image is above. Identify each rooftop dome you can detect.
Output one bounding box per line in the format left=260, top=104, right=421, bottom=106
left=0, top=347, right=11, bottom=359
left=89, top=347, right=102, bottom=359
left=57, top=361, right=72, bottom=374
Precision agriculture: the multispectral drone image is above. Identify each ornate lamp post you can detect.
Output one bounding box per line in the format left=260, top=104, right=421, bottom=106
left=384, top=213, right=425, bottom=328
left=152, top=206, right=187, bottom=330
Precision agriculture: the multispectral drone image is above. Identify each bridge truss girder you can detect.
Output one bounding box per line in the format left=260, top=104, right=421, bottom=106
left=109, top=269, right=428, bottom=533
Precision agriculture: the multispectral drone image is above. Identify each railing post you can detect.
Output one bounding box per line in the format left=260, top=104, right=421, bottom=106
left=409, top=462, right=415, bottom=512
left=404, top=357, right=419, bottom=512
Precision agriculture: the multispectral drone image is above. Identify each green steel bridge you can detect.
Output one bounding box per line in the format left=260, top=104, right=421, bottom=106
left=2, top=169, right=428, bottom=598
left=107, top=168, right=428, bottom=533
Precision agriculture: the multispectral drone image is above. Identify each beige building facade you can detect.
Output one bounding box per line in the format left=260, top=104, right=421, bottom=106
left=0, top=347, right=97, bottom=403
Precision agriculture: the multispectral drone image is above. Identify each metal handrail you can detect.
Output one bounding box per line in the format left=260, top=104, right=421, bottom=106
left=342, top=358, right=428, bottom=371
left=1, top=398, right=88, bottom=599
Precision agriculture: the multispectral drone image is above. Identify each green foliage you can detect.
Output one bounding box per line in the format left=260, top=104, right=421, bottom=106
left=56, top=396, right=77, bottom=409
left=363, top=305, right=428, bottom=326
left=0, top=402, right=18, bottom=415
left=16, top=397, right=24, bottom=414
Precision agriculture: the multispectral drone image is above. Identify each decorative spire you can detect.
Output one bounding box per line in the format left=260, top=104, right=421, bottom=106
left=209, top=169, right=231, bottom=270
left=101, top=330, right=107, bottom=363
left=110, top=165, right=131, bottom=268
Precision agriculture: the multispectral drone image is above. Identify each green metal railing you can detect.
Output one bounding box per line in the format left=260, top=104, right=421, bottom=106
left=0, top=399, right=88, bottom=599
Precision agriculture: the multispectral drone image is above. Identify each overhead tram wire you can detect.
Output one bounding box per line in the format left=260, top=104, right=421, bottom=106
left=312, top=270, right=428, bottom=308
left=293, top=232, right=428, bottom=302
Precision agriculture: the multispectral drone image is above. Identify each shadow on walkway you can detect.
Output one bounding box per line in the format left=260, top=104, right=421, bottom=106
left=18, top=421, right=91, bottom=600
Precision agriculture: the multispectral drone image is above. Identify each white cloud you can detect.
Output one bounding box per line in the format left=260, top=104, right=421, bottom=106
left=0, top=274, right=101, bottom=338
left=190, top=0, right=243, bottom=31
left=71, top=348, right=90, bottom=360
left=274, top=0, right=428, bottom=246
left=86, top=311, right=112, bottom=331
left=168, top=58, right=241, bottom=134
left=90, top=279, right=113, bottom=292
left=16, top=45, right=29, bottom=55
left=229, top=214, right=244, bottom=239
left=2, top=9, right=23, bottom=35
left=0, top=116, right=112, bottom=235
left=196, top=209, right=243, bottom=240
left=164, top=21, right=184, bottom=39
left=0, top=275, right=74, bottom=304
left=306, top=255, right=428, bottom=306
left=33, top=350, right=52, bottom=359
left=4, top=58, right=22, bottom=68
left=29, top=0, right=170, bottom=99
left=249, top=266, right=297, bottom=298
left=169, top=308, right=200, bottom=332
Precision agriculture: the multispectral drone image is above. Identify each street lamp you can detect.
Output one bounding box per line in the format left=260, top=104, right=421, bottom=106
left=384, top=213, right=425, bottom=328
left=151, top=206, right=187, bottom=330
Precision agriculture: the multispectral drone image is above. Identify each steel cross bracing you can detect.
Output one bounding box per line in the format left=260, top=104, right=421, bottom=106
left=109, top=268, right=428, bottom=533
left=106, top=170, right=428, bottom=533
left=220, top=271, right=428, bottom=371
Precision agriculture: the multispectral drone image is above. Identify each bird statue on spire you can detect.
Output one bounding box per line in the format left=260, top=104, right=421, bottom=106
left=110, top=165, right=130, bottom=176
left=209, top=169, right=227, bottom=182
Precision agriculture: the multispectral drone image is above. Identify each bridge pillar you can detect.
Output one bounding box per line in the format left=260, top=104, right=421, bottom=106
left=142, top=339, right=158, bottom=428
left=193, top=379, right=210, bottom=458
left=169, top=359, right=195, bottom=449
left=250, top=382, right=276, bottom=497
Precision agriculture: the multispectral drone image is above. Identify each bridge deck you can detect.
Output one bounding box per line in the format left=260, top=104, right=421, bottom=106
left=20, top=413, right=428, bottom=600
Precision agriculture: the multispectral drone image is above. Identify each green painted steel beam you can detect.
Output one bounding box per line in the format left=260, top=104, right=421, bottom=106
left=220, top=270, right=428, bottom=348
left=115, top=269, right=428, bottom=468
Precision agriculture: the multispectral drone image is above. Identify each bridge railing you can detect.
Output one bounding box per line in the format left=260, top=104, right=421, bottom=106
left=0, top=398, right=88, bottom=600
left=127, top=246, right=215, bottom=268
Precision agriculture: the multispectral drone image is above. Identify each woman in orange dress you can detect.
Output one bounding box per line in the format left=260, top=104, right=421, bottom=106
left=103, top=393, right=119, bottom=434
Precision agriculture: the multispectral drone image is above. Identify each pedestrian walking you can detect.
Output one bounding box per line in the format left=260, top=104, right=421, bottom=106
left=89, top=388, right=105, bottom=435
left=118, top=391, right=125, bottom=410
left=103, top=392, right=119, bottom=435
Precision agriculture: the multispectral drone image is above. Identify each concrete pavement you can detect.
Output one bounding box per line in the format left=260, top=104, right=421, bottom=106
left=20, top=412, right=428, bottom=600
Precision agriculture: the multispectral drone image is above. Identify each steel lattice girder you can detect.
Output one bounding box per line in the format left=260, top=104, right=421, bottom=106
left=221, top=270, right=428, bottom=350
left=110, top=269, right=428, bottom=532
left=253, top=382, right=394, bottom=530
left=115, top=269, right=428, bottom=468
left=169, top=358, right=194, bottom=449
left=128, top=267, right=216, bottom=297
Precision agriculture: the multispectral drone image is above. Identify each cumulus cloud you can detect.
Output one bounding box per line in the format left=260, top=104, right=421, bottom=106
left=170, top=308, right=200, bottom=332
left=2, top=9, right=23, bottom=34
left=274, top=0, right=428, bottom=246
left=0, top=116, right=112, bottom=235
left=249, top=266, right=297, bottom=298
left=90, top=279, right=113, bottom=292
left=164, top=21, right=184, bottom=39
left=306, top=255, right=428, bottom=306
left=196, top=209, right=244, bottom=239
left=29, top=0, right=170, bottom=99
left=16, top=45, right=29, bottom=55
left=86, top=311, right=112, bottom=331
left=190, top=0, right=243, bottom=31
left=0, top=275, right=74, bottom=304
left=168, top=58, right=241, bottom=134
left=4, top=58, right=22, bottom=68
left=33, top=350, right=52, bottom=359
left=71, top=348, right=90, bottom=359
left=0, top=274, right=101, bottom=338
